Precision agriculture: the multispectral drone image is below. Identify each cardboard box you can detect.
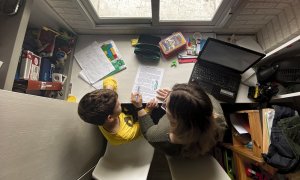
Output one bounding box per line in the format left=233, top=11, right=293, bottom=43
left=19, top=50, right=41, bottom=80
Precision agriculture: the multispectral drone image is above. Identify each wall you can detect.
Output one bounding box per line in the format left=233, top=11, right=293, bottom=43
left=256, top=0, right=300, bottom=52
left=43, top=0, right=300, bottom=53
left=0, top=90, right=105, bottom=180
left=0, top=0, right=32, bottom=90
left=28, top=0, right=74, bottom=33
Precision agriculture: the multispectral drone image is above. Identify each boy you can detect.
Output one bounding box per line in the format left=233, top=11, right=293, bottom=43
left=78, top=77, right=154, bottom=145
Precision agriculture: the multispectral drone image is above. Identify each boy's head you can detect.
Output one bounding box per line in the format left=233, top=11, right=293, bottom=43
left=78, top=89, right=121, bottom=125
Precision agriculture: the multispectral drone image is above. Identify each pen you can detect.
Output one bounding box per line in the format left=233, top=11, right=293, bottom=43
left=136, top=86, right=140, bottom=102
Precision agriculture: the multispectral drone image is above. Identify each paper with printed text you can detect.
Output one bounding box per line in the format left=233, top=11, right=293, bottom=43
left=132, top=65, right=164, bottom=103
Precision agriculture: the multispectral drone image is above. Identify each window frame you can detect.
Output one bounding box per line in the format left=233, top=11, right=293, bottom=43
left=80, top=0, right=153, bottom=25
left=78, top=0, right=237, bottom=27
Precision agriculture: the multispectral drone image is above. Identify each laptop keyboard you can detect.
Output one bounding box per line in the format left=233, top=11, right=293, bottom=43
left=191, top=63, right=239, bottom=91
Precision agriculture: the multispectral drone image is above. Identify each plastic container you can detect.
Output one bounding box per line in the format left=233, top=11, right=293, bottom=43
left=159, top=32, right=187, bottom=58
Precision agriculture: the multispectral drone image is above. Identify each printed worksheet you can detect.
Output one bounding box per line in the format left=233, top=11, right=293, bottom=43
left=132, top=65, right=164, bottom=103
left=74, top=41, right=115, bottom=84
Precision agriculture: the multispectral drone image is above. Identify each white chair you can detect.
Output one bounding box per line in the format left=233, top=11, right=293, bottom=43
left=166, top=155, right=231, bottom=180
left=92, top=137, right=154, bottom=180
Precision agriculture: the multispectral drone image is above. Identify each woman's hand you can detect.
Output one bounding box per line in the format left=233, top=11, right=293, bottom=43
left=131, top=92, right=143, bottom=108
left=145, top=98, right=158, bottom=112
left=156, top=88, right=171, bottom=101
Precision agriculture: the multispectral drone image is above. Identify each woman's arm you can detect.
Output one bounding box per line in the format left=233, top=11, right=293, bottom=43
left=138, top=113, right=170, bottom=142
left=131, top=92, right=169, bottom=142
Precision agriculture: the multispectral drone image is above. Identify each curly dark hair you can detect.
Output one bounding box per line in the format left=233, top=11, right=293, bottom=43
left=78, top=89, right=118, bottom=125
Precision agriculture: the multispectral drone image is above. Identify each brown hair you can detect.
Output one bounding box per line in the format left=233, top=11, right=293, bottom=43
left=168, top=83, right=217, bottom=158
left=78, top=89, right=118, bottom=125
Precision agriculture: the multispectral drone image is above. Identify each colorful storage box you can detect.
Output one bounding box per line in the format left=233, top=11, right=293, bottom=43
left=159, top=32, right=187, bottom=58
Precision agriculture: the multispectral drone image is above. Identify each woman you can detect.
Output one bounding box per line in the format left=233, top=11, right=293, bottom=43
left=131, top=83, right=227, bottom=158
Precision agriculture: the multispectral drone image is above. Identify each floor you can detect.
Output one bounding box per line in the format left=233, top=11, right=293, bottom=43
left=147, top=150, right=172, bottom=180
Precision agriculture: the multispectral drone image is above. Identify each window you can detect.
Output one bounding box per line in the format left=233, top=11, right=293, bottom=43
left=80, top=0, right=234, bottom=27
left=159, top=0, right=223, bottom=22
left=89, top=0, right=151, bottom=18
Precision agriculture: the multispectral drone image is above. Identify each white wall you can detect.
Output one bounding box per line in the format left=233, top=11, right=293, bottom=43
left=0, top=0, right=32, bottom=90
left=257, top=1, right=300, bottom=52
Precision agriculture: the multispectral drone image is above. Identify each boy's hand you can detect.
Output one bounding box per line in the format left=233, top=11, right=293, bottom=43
left=145, top=98, right=158, bottom=113
left=131, top=92, right=143, bottom=108
left=156, top=88, right=171, bottom=101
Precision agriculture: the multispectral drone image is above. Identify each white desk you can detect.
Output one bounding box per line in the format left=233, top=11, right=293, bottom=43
left=71, top=35, right=252, bottom=103
left=71, top=35, right=194, bottom=103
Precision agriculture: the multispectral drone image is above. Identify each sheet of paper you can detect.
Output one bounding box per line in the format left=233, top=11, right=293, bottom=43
left=132, top=65, right=164, bottom=103
left=79, top=70, right=103, bottom=89
left=266, top=109, right=275, bottom=138
left=74, top=41, right=115, bottom=84
left=229, top=114, right=250, bottom=134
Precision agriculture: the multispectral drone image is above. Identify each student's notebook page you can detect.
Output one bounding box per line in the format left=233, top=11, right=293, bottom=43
left=74, top=41, right=115, bottom=84
left=132, top=65, right=164, bottom=103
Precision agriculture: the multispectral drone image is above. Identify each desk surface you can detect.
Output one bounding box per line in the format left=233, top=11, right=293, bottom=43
left=70, top=35, right=252, bottom=103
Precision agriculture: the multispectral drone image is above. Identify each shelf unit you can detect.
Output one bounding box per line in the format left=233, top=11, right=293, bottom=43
left=222, top=110, right=272, bottom=179
left=0, top=0, right=76, bottom=100
left=221, top=105, right=300, bottom=180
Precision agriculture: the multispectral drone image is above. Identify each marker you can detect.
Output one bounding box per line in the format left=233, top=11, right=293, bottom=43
left=136, top=86, right=140, bottom=102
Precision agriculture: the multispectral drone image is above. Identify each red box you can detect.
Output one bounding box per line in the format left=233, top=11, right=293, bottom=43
left=19, top=50, right=41, bottom=80
left=27, top=80, right=62, bottom=91
left=159, top=32, right=187, bottom=59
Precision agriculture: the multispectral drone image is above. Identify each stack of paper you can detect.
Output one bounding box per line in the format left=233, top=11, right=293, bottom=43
left=74, top=40, right=126, bottom=89
left=75, top=41, right=115, bottom=84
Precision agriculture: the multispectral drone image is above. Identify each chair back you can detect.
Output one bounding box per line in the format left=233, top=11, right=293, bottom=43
left=92, top=137, right=154, bottom=180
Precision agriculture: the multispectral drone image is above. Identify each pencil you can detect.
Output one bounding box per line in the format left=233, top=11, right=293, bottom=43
left=136, top=86, right=140, bottom=102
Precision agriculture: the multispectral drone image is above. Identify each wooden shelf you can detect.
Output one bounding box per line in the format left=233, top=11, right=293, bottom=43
left=223, top=143, right=278, bottom=177
left=222, top=143, right=263, bottom=163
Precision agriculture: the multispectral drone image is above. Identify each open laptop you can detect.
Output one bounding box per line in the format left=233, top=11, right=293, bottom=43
left=189, top=38, right=265, bottom=103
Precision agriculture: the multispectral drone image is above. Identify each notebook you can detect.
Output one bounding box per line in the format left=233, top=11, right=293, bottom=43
left=189, top=38, right=265, bottom=103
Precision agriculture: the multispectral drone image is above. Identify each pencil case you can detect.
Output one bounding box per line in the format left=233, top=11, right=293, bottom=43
left=134, top=34, right=161, bottom=61
left=159, top=32, right=187, bottom=59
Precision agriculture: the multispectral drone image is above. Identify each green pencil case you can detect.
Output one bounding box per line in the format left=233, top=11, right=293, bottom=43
left=134, top=34, right=161, bottom=61
left=134, top=47, right=161, bottom=61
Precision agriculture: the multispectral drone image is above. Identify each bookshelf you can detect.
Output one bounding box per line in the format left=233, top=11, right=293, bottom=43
left=221, top=105, right=300, bottom=180
left=222, top=109, right=275, bottom=179
left=0, top=0, right=76, bottom=100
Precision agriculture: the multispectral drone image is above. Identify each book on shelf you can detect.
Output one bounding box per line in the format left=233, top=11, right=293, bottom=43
left=261, top=108, right=275, bottom=154
left=37, top=27, right=60, bottom=57
left=223, top=149, right=235, bottom=179
left=39, top=58, right=55, bottom=82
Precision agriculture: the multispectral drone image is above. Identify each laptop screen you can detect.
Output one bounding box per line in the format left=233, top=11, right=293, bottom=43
left=199, top=38, right=265, bottom=73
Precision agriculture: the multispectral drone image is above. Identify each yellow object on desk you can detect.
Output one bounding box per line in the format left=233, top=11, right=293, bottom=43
left=67, top=95, right=77, bottom=102
left=131, top=38, right=139, bottom=46
left=103, top=76, right=118, bottom=91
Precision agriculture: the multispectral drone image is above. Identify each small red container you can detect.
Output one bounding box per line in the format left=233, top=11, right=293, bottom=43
left=159, top=32, right=187, bottom=59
